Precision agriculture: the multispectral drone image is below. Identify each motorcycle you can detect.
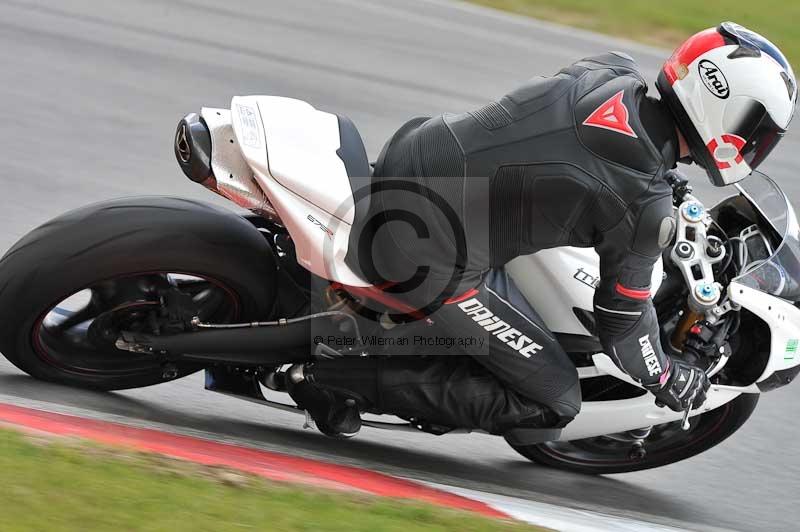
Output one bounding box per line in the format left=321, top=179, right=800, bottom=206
left=0, top=95, right=798, bottom=474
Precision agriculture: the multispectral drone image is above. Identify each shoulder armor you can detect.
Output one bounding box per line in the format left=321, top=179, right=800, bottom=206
left=500, top=72, right=577, bottom=119
left=574, top=52, right=644, bottom=79
left=609, top=51, right=635, bottom=62
left=575, top=76, right=661, bottom=174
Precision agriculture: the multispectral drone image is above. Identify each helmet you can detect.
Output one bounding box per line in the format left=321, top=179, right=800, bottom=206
left=657, top=22, right=797, bottom=186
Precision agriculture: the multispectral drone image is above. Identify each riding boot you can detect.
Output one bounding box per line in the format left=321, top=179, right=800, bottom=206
left=287, top=364, right=362, bottom=437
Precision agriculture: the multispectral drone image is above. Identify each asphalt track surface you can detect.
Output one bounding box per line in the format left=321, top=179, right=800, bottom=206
left=0, top=1, right=798, bottom=530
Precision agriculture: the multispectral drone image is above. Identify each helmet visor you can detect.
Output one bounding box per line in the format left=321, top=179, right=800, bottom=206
left=723, top=99, right=786, bottom=172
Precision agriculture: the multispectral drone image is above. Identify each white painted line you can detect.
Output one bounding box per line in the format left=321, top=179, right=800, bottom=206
left=421, top=481, right=733, bottom=532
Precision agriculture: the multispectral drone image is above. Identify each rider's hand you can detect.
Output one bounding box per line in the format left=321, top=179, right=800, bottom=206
left=646, top=358, right=710, bottom=412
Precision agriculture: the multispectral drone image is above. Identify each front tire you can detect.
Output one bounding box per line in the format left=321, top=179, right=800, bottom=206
left=507, top=393, right=758, bottom=474
left=0, top=197, right=277, bottom=390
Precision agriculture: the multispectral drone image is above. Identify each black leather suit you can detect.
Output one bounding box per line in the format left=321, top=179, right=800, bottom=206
left=315, top=52, right=680, bottom=434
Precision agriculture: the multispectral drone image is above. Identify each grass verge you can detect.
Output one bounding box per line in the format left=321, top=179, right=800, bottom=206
left=466, top=0, right=800, bottom=64
left=0, top=428, right=547, bottom=532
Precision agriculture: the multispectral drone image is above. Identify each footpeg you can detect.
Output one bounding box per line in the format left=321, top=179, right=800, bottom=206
left=262, top=369, right=288, bottom=391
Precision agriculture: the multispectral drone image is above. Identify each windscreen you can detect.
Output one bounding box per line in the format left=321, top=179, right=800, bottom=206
left=733, top=172, right=800, bottom=299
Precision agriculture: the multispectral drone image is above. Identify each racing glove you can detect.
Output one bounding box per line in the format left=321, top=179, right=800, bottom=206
left=645, top=357, right=710, bottom=412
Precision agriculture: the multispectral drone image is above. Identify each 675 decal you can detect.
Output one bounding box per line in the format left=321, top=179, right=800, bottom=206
left=307, top=214, right=334, bottom=239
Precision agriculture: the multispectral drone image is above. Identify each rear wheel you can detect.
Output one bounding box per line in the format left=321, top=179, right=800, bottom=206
left=0, top=197, right=277, bottom=390
left=507, top=393, right=758, bottom=474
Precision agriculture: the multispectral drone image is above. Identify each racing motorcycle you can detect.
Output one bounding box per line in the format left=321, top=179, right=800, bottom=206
left=1, top=95, right=798, bottom=475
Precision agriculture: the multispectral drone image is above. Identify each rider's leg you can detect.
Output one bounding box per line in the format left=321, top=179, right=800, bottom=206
left=308, top=269, right=581, bottom=434
left=442, top=268, right=583, bottom=427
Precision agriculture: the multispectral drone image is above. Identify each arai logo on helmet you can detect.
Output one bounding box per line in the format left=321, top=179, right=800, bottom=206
left=698, top=60, right=730, bottom=99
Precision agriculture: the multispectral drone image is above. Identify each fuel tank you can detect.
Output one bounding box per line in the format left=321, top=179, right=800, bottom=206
left=507, top=247, right=664, bottom=335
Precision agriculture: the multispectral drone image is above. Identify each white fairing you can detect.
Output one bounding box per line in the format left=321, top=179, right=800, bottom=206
left=730, top=281, right=800, bottom=381
left=229, top=96, right=369, bottom=286
left=200, top=107, right=276, bottom=216
left=560, top=359, right=743, bottom=440
left=507, top=247, right=664, bottom=334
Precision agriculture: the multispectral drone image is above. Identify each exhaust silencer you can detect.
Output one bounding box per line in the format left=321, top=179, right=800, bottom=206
left=174, top=113, right=280, bottom=222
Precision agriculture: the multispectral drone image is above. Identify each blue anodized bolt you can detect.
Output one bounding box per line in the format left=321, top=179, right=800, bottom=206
left=683, top=202, right=704, bottom=222
left=695, top=282, right=718, bottom=302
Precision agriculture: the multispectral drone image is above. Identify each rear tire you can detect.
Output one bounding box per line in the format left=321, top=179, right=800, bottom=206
left=0, top=197, right=277, bottom=390
left=507, top=393, right=758, bottom=474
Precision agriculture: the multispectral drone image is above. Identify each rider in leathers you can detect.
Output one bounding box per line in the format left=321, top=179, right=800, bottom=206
left=289, top=23, right=797, bottom=438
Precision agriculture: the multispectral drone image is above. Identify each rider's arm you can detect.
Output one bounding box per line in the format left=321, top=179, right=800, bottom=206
left=592, top=190, right=674, bottom=386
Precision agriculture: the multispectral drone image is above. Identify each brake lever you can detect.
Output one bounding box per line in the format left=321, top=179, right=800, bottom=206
left=680, top=366, right=711, bottom=431
left=654, top=397, right=694, bottom=430
left=681, top=397, right=694, bottom=431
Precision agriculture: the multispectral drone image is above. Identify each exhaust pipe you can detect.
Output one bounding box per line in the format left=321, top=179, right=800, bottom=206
left=174, top=113, right=280, bottom=222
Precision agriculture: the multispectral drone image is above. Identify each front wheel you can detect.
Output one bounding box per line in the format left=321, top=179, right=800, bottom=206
left=0, top=197, right=277, bottom=390
left=507, top=393, right=758, bottom=474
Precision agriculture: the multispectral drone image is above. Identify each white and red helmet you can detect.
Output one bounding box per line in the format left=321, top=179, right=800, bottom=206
left=657, top=22, right=797, bottom=186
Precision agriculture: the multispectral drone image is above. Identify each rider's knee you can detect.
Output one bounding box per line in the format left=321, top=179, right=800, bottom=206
left=554, top=379, right=582, bottom=422
left=551, top=399, right=581, bottom=428
left=527, top=372, right=582, bottom=428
